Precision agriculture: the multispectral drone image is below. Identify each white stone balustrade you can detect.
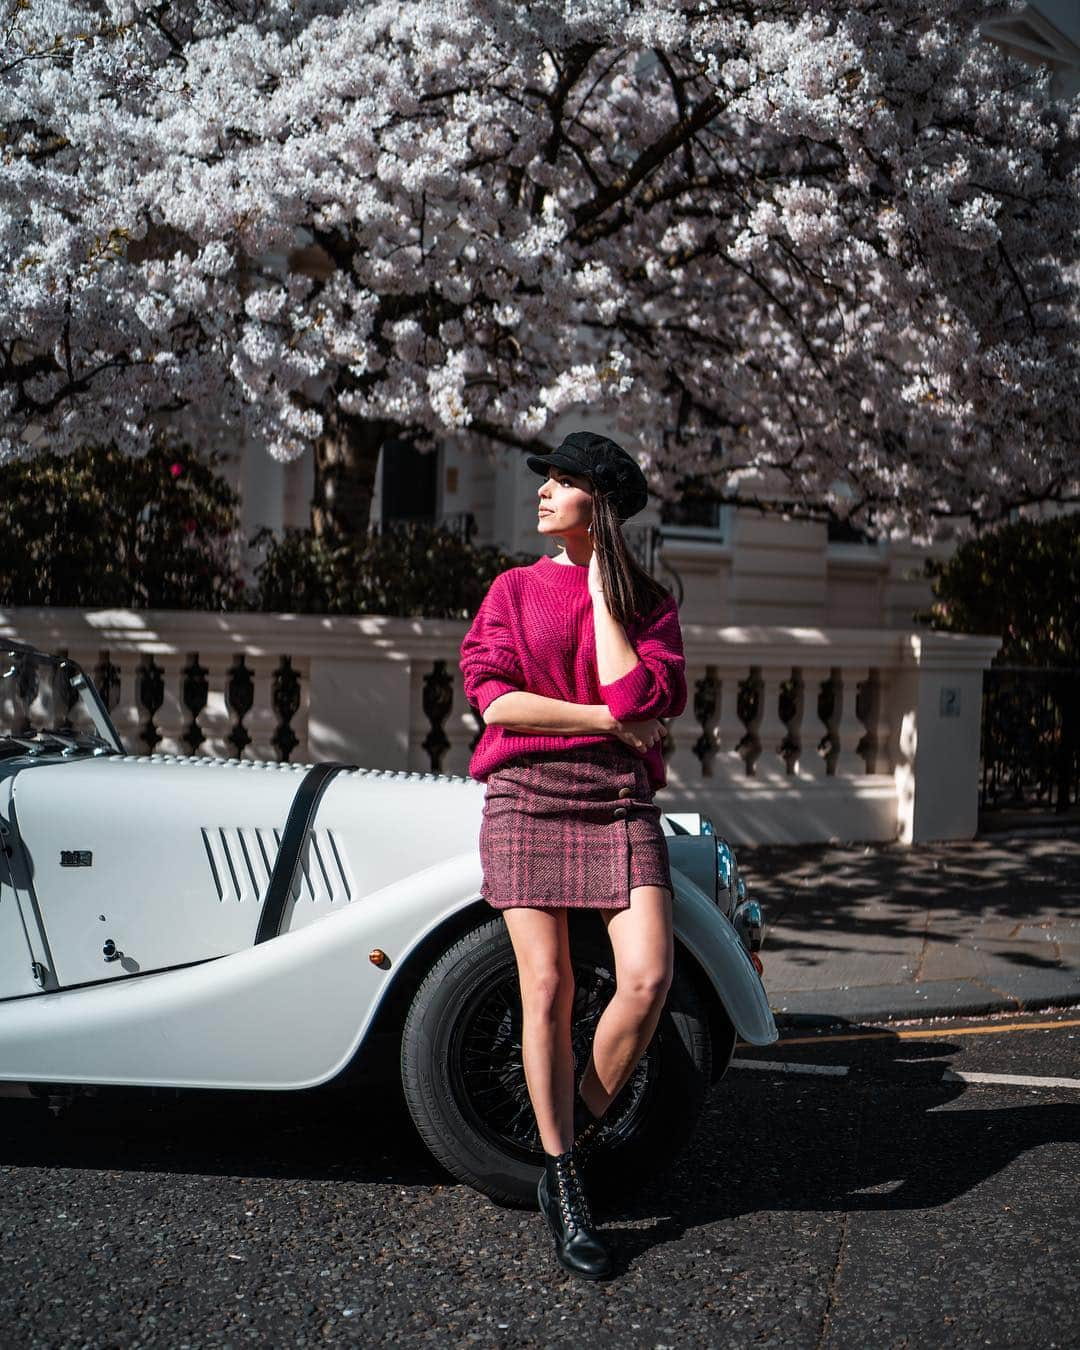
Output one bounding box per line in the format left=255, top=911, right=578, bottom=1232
left=1, top=607, right=1001, bottom=846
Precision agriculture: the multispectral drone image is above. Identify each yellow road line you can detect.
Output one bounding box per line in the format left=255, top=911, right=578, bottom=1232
left=748, top=1016, right=1080, bottom=1048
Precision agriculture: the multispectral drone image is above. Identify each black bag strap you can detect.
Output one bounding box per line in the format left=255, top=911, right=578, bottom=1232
left=254, top=761, right=357, bottom=946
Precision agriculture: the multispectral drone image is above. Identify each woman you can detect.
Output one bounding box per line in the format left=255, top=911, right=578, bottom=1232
left=458, top=430, right=687, bottom=1280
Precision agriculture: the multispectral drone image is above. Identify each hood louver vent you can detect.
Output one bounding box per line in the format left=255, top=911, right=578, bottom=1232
left=201, top=826, right=353, bottom=906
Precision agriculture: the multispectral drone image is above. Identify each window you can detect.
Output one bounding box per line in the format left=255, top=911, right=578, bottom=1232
left=827, top=517, right=876, bottom=545
left=381, top=438, right=438, bottom=525
left=661, top=497, right=726, bottom=532
left=659, top=478, right=728, bottom=540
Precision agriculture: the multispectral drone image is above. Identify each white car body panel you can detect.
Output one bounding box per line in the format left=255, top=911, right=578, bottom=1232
left=0, top=751, right=777, bottom=1090
left=0, top=850, right=485, bottom=1089
left=5, top=756, right=485, bottom=991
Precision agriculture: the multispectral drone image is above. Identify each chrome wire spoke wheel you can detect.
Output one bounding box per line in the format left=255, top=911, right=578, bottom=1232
left=569, top=960, right=658, bottom=1150
left=451, top=970, right=538, bottom=1156
left=449, top=957, right=659, bottom=1161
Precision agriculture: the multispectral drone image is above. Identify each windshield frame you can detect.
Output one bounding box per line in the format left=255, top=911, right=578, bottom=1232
left=1, top=641, right=124, bottom=757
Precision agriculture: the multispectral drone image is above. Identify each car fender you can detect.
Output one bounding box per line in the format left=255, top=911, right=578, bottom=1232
left=0, top=851, right=486, bottom=1091
left=669, top=866, right=778, bottom=1047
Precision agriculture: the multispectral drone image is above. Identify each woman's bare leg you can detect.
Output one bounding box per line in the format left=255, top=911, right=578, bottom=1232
left=577, top=885, right=674, bottom=1119
left=501, top=906, right=576, bottom=1156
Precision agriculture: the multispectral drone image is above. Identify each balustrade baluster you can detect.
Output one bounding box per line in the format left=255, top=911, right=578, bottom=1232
left=874, top=668, right=898, bottom=777
left=422, top=660, right=454, bottom=773
left=152, top=655, right=188, bottom=756
left=834, top=665, right=871, bottom=776
left=245, top=657, right=279, bottom=760
left=288, top=658, right=311, bottom=763
left=691, top=666, right=719, bottom=777
left=797, top=667, right=833, bottom=779
left=136, top=655, right=165, bottom=755
left=737, top=667, right=763, bottom=775
left=181, top=652, right=209, bottom=757
left=193, top=658, right=230, bottom=759
left=225, top=655, right=255, bottom=758
left=93, top=651, right=121, bottom=715
left=859, top=668, right=892, bottom=774
left=271, top=656, right=302, bottom=763
left=778, top=669, right=802, bottom=775
left=713, top=666, right=748, bottom=781
left=817, top=669, right=841, bottom=775
left=755, top=668, right=792, bottom=779
left=97, top=650, right=139, bottom=752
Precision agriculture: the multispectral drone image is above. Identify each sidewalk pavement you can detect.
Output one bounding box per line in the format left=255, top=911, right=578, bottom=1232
left=734, top=827, right=1080, bottom=1026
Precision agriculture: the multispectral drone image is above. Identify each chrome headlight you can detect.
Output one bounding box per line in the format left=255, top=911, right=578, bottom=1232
left=733, top=898, right=763, bottom=953
left=711, top=836, right=764, bottom=955
left=714, top=838, right=739, bottom=914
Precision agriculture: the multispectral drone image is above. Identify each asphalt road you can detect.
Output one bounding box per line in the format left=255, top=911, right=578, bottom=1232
left=1, top=1011, right=1078, bottom=1349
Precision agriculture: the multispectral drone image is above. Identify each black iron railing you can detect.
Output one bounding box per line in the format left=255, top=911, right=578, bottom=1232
left=980, top=665, right=1080, bottom=815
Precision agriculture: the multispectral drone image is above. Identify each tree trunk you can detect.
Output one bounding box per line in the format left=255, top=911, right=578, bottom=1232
left=311, top=409, right=396, bottom=542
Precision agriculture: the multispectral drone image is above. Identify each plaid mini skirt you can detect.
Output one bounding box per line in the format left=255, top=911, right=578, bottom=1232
left=478, top=741, right=673, bottom=911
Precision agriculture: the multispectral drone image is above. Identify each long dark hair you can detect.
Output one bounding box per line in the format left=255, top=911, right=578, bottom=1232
left=589, top=487, right=671, bottom=627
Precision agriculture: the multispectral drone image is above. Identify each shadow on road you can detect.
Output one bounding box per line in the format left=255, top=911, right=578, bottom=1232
left=599, top=1020, right=1080, bottom=1269
left=0, top=1081, right=443, bottom=1188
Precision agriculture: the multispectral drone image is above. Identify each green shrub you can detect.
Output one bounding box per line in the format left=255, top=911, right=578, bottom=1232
left=1, top=440, right=533, bottom=618
left=248, top=522, right=532, bottom=619
left=0, top=439, right=246, bottom=610
left=913, top=513, right=1080, bottom=667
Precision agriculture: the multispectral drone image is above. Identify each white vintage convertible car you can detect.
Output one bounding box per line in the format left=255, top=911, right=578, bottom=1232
left=0, top=641, right=776, bottom=1204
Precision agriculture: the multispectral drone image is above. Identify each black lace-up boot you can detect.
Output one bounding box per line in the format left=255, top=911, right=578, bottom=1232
left=537, top=1147, right=613, bottom=1280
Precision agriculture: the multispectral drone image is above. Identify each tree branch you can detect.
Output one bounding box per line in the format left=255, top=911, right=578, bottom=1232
left=569, top=90, right=723, bottom=244
left=997, top=241, right=1037, bottom=337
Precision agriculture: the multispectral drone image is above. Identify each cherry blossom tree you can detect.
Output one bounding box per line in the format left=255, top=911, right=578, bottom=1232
left=2, top=0, right=1078, bottom=544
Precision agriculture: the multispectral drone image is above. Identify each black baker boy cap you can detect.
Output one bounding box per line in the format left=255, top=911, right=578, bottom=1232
left=525, top=431, right=650, bottom=521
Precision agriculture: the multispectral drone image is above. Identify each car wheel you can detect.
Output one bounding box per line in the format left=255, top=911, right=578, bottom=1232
left=400, top=914, right=713, bottom=1207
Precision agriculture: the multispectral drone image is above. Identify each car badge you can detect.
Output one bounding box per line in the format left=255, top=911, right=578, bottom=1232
left=60, top=850, right=93, bottom=867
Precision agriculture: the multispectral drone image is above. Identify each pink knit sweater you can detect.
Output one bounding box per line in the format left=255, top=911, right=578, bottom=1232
left=459, top=554, right=687, bottom=791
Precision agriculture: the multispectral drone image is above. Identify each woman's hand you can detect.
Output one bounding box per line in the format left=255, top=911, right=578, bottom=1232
left=610, top=716, right=667, bottom=754
left=587, top=546, right=606, bottom=602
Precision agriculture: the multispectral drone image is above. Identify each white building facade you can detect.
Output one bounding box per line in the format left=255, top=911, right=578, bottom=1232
left=231, top=429, right=952, bottom=635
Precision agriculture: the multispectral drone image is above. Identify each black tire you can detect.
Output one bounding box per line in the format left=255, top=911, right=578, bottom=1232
left=400, top=913, right=713, bottom=1206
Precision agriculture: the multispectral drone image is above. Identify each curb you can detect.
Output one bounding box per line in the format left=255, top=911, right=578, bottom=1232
left=770, top=989, right=1080, bottom=1029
